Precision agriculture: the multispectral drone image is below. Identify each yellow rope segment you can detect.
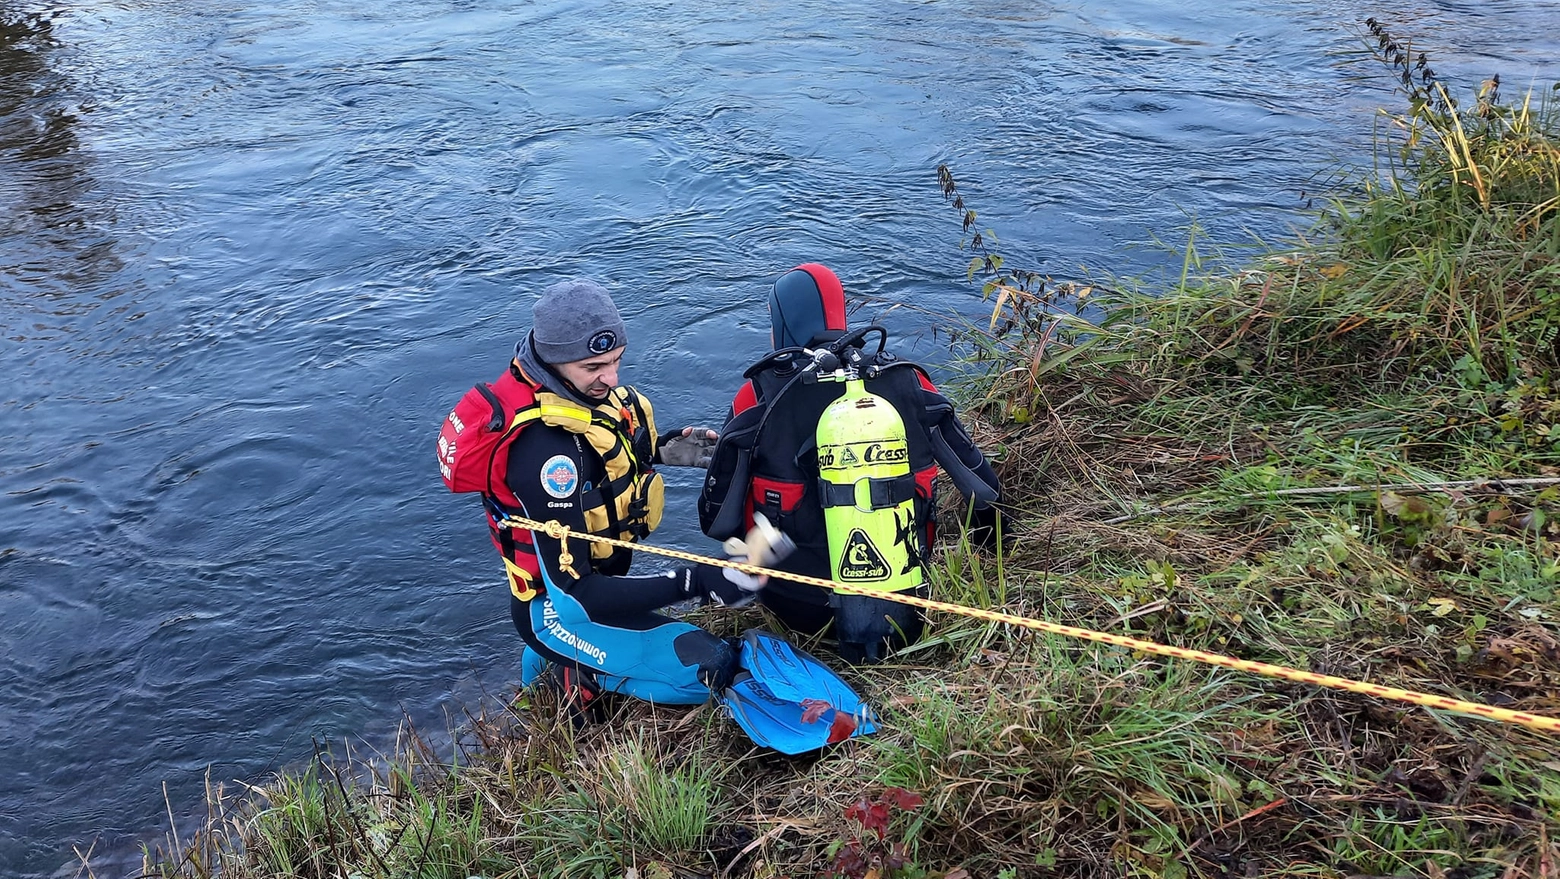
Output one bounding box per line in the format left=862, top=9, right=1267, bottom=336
left=500, top=515, right=1560, bottom=735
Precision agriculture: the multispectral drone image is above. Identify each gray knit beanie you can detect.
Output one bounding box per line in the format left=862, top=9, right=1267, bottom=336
left=530, top=279, right=628, bottom=364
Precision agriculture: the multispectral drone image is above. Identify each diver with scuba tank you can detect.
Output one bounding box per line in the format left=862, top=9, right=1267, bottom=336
left=699, top=264, right=1005, bottom=663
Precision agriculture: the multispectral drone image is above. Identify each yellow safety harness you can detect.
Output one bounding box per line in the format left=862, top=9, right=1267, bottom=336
left=501, top=386, right=664, bottom=596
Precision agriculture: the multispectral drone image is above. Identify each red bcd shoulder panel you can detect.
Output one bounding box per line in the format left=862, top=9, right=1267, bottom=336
left=436, top=369, right=537, bottom=497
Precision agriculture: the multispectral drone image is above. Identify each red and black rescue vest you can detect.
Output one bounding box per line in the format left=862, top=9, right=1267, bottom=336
left=437, top=363, right=663, bottom=600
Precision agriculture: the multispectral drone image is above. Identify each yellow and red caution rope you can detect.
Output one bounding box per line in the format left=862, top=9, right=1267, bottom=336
left=502, top=515, right=1560, bottom=735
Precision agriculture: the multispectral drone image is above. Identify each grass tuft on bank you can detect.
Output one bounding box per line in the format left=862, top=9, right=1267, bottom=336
left=133, top=21, right=1558, bottom=879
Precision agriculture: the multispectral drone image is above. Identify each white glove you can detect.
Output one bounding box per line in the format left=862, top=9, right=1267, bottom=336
left=688, top=514, right=795, bottom=609
left=721, top=512, right=796, bottom=568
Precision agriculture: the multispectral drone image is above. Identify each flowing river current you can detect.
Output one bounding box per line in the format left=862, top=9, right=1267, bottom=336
left=2, top=0, right=1557, bottom=874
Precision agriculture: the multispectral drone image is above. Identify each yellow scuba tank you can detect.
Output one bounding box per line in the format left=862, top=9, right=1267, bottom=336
left=815, top=378, right=922, bottom=593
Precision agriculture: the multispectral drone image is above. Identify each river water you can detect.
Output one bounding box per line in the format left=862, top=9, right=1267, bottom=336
left=2, top=0, right=1556, bottom=874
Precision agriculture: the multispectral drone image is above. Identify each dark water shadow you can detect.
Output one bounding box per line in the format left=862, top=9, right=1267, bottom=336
left=0, top=8, right=121, bottom=312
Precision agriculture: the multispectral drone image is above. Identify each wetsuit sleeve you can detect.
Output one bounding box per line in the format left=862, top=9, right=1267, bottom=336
left=698, top=381, right=760, bottom=540
left=505, top=423, right=690, bottom=618
left=915, top=370, right=1002, bottom=508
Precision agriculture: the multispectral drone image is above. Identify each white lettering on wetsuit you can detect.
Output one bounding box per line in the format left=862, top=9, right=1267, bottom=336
left=540, top=600, right=608, bottom=666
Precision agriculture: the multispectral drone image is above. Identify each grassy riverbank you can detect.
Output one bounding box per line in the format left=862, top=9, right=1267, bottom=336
left=137, top=27, right=1559, bottom=879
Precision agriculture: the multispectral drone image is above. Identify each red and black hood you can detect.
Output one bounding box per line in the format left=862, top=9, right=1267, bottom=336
left=768, top=263, right=846, bottom=349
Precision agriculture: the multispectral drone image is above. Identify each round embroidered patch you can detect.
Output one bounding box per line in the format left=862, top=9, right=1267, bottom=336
left=540, top=454, right=579, bottom=499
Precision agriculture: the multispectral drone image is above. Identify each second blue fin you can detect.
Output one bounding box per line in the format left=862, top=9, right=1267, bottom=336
left=719, top=629, right=877, bottom=754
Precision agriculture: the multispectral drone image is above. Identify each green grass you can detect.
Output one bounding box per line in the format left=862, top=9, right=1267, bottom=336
left=499, top=728, right=728, bottom=878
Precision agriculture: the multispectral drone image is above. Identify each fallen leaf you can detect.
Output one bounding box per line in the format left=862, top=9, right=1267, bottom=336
left=1381, top=491, right=1433, bottom=517
left=827, top=712, right=858, bottom=744
left=800, top=699, right=832, bottom=724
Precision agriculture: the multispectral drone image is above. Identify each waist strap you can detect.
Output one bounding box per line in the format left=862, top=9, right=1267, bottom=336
left=818, top=474, right=917, bottom=511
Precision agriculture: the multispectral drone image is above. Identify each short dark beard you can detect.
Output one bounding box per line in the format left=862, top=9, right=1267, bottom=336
left=514, top=333, right=601, bottom=409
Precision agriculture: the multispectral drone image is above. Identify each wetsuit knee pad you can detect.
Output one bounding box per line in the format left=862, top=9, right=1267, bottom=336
left=516, top=593, right=732, bottom=705
left=594, top=624, right=731, bottom=704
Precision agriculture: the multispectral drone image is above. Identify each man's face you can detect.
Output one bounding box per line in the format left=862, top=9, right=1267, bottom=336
left=554, top=347, right=624, bottom=401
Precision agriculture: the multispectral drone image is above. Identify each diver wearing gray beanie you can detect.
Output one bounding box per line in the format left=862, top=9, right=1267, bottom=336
left=438, top=274, right=765, bottom=724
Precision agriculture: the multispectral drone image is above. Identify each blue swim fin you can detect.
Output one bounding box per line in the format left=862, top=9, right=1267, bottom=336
left=719, top=629, right=877, bottom=755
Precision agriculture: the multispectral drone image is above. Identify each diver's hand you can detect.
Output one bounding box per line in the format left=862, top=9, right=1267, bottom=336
left=684, top=563, right=765, bottom=609
left=682, top=513, right=794, bottom=608
left=654, top=427, right=718, bottom=468
left=721, top=512, right=795, bottom=567
left=968, top=502, right=1009, bottom=552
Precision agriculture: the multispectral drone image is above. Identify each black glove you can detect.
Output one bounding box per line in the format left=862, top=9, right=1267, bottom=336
left=682, top=563, right=765, bottom=608
left=967, top=502, right=1009, bottom=552
left=655, top=427, right=718, bottom=468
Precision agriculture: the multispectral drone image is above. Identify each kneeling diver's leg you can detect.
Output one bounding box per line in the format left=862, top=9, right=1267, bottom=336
left=758, top=581, right=836, bottom=638
left=518, top=640, right=549, bottom=686
left=512, top=593, right=733, bottom=704
left=833, top=587, right=926, bottom=664
left=512, top=595, right=591, bottom=685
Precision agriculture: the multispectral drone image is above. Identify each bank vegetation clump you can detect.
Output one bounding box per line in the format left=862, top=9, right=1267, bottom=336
left=133, top=22, right=1559, bottom=879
